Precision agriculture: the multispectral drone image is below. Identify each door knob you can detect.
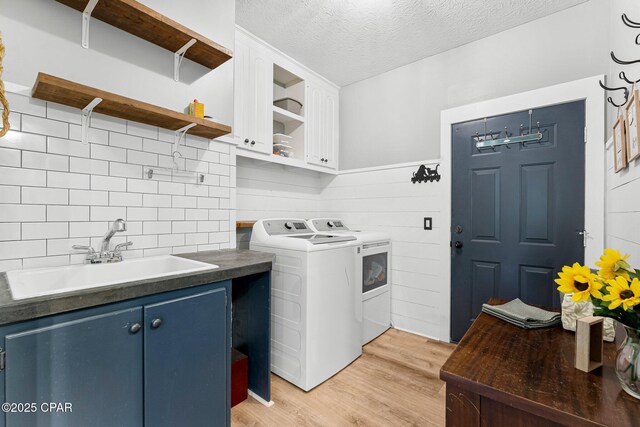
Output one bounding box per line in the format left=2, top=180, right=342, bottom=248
left=151, top=318, right=163, bottom=329
left=244, top=138, right=249, bottom=144
left=129, top=323, right=142, bottom=334
left=454, top=241, right=463, bottom=249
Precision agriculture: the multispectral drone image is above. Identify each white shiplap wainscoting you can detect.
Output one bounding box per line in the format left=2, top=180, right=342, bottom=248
left=320, top=161, right=444, bottom=339
left=0, top=90, right=235, bottom=272
left=605, top=139, right=640, bottom=256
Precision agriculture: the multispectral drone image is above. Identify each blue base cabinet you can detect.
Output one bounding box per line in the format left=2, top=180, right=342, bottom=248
left=0, top=281, right=231, bottom=427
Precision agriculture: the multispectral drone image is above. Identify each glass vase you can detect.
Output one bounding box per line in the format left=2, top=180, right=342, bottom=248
left=616, top=325, right=640, bottom=399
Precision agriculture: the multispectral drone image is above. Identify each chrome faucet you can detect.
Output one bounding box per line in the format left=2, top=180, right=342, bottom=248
left=72, top=219, right=133, bottom=264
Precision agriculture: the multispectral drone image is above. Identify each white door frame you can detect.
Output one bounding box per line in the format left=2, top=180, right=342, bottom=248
left=439, top=75, right=605, bottom=343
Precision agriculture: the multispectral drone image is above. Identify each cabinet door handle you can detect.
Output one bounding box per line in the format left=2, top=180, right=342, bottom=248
left=129, top=323, right=142, bottom=334
left=151, top=318, right=163, bottom=329
left=244, top=138, right=249, bottom=144
left=250, top=140, right=256, bottom=146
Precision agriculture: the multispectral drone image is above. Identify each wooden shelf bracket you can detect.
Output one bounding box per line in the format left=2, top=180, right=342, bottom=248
left=81, top=97, right=102, bottom=144
left=174, top=38, right=197, bottom=81
left=82, top=0, right=100, bottom=49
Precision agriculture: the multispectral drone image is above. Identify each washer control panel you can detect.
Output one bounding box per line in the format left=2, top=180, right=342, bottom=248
left=263, top=220, right=311, bottom=235
left=312, top=219, right=350, bottom=232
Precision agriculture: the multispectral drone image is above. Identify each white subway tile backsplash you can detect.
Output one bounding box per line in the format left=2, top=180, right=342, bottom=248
left=91, top=206, right=126, bottom=221
left=220, top=176, right=230, bottom=187
left=127, top=178, right=157, bottom=194
left=0, top=259, right=22, bottom=271
left=0, top=223, right=21, bottom=241
left=22, top=115, right=68, bottom=138
left=6, top=92, right=46, bottom=116
left=185, top=184, right=208, bottom=197
left=127, top=207, right=157, bottom=221
left=209, top=163, right=230, bottom=176
left=48, top=171, right=90, bottom=189
left=208, top=210, right=229, bottom=221
left=0, top=131, right=46, bottom=152
left=90, top=113, right=126, bottom=133
left=110, top=162, right=142, bottom=179
left=185, top=159, right=208, bottom=173
left=143, top=221, right=172, bottom=235
left=143, top=194, right=171, bottom=208
left=48, top=206, right=89, bottom=222
left=185, top=209, right=208, bottom=221
left=172, top=195, right=197, bottom=208
left=197, top=197, right=219, bottom=209
left=110, top=132, right=143, bottom=151
left=0, top=240, right=46, bottom=260
left=144, top=247, right=171, bottom=256
left=172, top=221, right=196, bottom=234
left=198, top=221, right=219, bottom=233
left=127, top=150, right=158, bottom=166
left=0, top=185, right=20, bottom=204
left=197, top=243, right=220, bottom=252
left=197, top=149, right=219, bottom=164
left=173, top=246, right=197, bottom=255
left=0, top=147, right=21, bottom=167
left=23, top=255, right=71, bottom=269
left=127, top=122, right=158, bottom=139
left=158, top=208, right=184, bottom=221
left=22, top=222, right=68, bottom=240
left=69, top=222, right=108, bottom=238
left=69, top=125, right=109, bottom=145
left=47, top=104, right=81, bottom=125
left=92, top=144, right=127, bottom=162
left=209, top=232, right=228, bottom=244
left=48, top=238, right=90, bottom=256
left=70, top=157, right=109, bottom=176
left=127, top=234, right=158, bottom=250
left=143, top=139, right=171, bottom=155
left=0, top=166, right=46, bottom=187
left=158, top=182, right=185, bottom=195
left=0, top=204, right=46, bottom=222
left=185, top=233, right=208, bottom=246
left=48, top=137, right=90, bottom=158
left=23, top=151, right=69, bottom=172
left=91, top=175, right=126, bottom=192
left=22, top=187, right=68, bottom=205
left=69, top=189, right=109, bottom=206
left=110, top=192, right=142, bottom=207
left=209, top=186, right=230, bottom=198
left=158, top=234, right=184, bottom=247
left=186, top=135, right=210, bottom=150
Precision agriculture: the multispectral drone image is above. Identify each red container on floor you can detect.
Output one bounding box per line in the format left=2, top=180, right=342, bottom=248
left=231, top=348, right=248, bottom=407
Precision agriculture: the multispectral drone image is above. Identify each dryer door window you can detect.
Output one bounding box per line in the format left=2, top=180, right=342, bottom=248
left=363, top=252, right=388, bottom=294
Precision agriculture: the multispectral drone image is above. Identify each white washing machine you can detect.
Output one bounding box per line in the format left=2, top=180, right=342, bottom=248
left=307, top=219, right=391, bottom=345
left=250, top=218, right=363, bottom=391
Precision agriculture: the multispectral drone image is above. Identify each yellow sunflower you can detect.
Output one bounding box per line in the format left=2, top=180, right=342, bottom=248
left=601, top=277, right=640, bottom=310
left=596, top=248, right=633, bottom=281
left=555, top=262, right=603, bottom=302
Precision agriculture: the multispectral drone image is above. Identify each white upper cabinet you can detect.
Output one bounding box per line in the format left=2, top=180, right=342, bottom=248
left=234, top=31, right=273, bottom=154
left=234, top=27, right=339, bottom=173
left=306, top=82, right=339, bottom=169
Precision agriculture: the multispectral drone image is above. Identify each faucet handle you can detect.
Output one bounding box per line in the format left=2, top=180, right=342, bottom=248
left=72, top=245, right=95, bottom=254
left=114, top=241, right=133, bottom=254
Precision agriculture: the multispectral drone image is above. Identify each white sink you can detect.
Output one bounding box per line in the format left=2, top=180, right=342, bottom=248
left=6, top=255, right=219, bottom=300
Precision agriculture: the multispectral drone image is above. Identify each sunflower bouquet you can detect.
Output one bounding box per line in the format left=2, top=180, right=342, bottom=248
left=555, top=248, right=639, bottom=329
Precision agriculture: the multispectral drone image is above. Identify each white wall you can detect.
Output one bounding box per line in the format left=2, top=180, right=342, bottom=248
left=0, top=91, right=235, bottom=272
left=0, top=0, right=234, bottom=126
left=339, top=0, right=611, bottom=170
left=320, top=163, right=444, bottom=338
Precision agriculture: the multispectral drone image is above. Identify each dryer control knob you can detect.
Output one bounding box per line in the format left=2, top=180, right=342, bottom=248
left=327, top=221, right=335, bottom=227
left=284, top=222, right=294, bottom=230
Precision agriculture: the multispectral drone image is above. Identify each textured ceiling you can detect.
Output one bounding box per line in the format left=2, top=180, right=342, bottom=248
left=236, top=0, right=588, bottom=87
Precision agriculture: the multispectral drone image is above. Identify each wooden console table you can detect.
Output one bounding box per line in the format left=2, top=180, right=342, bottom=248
left=440, top=302, right=640, bottom=426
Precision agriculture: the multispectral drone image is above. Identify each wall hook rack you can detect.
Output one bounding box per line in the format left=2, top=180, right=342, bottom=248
left=82, top=0, right=100, bottom=49
left=144, top=166, right=205, bottom=185
left=81, top=97, right=102, bottom=144
left=599, top=79, right=630, bottom=108
left=174, top=39, right=197, bottom=81
left=411, top=164, right=440, bottom=184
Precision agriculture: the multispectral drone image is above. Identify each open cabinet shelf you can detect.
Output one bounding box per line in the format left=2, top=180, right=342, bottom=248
left=273, top=106, right=304, bottom=124
left=55, top=0, right=232, bottom=70
left=32, top=73, right=232, bottom=139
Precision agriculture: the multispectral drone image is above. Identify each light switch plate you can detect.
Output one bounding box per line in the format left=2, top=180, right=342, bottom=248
left=424, top=217, right=432, bottom=230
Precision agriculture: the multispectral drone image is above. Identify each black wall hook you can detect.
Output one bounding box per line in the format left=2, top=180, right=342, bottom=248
left=411, top=164, right=440, bottom=184
left=599, top=79, right=630, bottom=107
left=622, top=13, right=640, bottom=28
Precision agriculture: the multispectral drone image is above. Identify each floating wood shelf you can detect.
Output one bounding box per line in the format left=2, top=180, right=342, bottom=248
left=55, top=0, right=232, bottom=70
left=32, top=73, right=232, bottom=139
left=236, top=221, right=256, bottom=229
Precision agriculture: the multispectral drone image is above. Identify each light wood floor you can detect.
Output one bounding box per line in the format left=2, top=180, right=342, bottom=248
left=231, top=328, right=455, bottom=426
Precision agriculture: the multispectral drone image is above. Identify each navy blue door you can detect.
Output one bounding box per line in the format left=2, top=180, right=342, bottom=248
left=144, top=288, right=228, bottom=427
left=5, top=308, right=143, bottom=427
left=451, top=101, right=585, bottom=342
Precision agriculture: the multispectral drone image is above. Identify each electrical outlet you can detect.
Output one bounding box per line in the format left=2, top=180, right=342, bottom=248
left=424, top=217, right=432, bottom=230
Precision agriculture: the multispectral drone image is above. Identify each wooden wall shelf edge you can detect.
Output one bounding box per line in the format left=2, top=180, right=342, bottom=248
left=55, top=0, right=232, bottom=70
left=32, top=73, right=232, bottom=139
left=236, top=221, right=256, bottom=229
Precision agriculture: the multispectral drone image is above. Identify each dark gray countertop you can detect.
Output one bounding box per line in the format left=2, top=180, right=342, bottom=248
left=0, top=249, right=274, bottom=326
